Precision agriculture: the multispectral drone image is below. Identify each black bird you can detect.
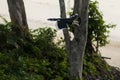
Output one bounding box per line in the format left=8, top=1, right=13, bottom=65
left=48, top=14, right=78, bottom=29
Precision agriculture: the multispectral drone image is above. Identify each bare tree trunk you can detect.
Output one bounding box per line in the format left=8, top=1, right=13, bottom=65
left=59, top=0, right=71, bottom=54
left=59, top=0, right=89, bottom=79
left=73, top=0, right=82, bottom=16
left=7, top=0, right=28, bottom=30
left=72, top=0, right=89, bottom=79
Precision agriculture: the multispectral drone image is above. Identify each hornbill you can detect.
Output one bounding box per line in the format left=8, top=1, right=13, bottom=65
left=48, top=14, right=78, bottom=29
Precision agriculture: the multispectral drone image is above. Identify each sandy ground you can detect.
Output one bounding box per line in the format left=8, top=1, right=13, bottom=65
left=100, top=41, right=120, bottom=68
left=0, top=0, right=120, bottom=68
left=0, top=0, right=73, bottom=29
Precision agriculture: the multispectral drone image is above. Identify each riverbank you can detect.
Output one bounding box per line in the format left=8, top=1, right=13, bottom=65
left=100, top=40, right=120, bottom=68
left=0, top=0, right=120, bottom=68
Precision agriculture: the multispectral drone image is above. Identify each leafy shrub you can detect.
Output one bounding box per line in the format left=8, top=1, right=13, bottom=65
left=0, top=23, right=70, bottom=80
left=0, top=1, right=119, bottom=80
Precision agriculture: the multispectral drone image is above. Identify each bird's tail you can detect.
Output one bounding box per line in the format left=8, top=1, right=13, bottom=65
left=47, top=18, right=60, bottom=21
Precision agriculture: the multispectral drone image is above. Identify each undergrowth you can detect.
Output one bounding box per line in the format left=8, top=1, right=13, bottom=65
left=0, top=22, right=120, bottom=80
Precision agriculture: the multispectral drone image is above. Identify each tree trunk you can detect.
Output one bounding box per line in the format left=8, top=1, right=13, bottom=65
left=7, top=0, right=28, bottom=30
left=59, top=0, right=71, bottom=54
left=59, top=0, right=89, bottom=79
left=71, top=0, right=89, bottom=79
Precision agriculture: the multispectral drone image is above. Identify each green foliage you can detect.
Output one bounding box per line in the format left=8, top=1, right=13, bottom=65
left=0, top=23, right=70, bottom=80
left=83, top=53, right=115, bottom=80
left=0, top=20, right=117, bottom=80
left=86, top=1, right=115, bottom=53
left=82, top=1, right=117, bottom=79
left=0, top=1, right=119, bottom=80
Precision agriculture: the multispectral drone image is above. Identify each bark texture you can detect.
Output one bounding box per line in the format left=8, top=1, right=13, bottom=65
left=71, top=0, right=89, bottom=79
left=7, top=0, right=28, bottom=30
left=59, top=0, right=89, bottom=79
left=59, top=0, right=71, bottom=54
